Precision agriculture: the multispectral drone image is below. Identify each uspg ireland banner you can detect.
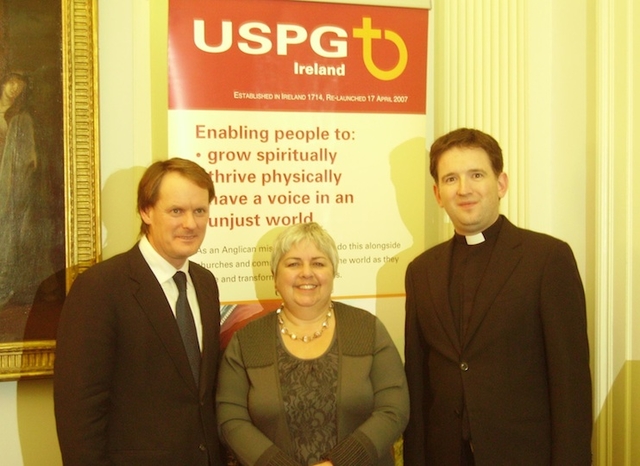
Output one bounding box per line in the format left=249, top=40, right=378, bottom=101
left=168, top=0, right=431, bottom=341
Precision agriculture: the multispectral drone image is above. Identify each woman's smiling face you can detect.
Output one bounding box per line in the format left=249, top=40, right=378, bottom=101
left=275, top=239, right=334, bottom=314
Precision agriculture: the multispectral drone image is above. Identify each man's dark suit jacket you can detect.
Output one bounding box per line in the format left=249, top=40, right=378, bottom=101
left=403, top=216, right=592, bottom=465
left=54, top=245, right=222, bottom=466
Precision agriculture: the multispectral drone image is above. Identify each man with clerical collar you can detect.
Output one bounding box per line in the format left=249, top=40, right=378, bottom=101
left=403, top=128, right=592, bottom=465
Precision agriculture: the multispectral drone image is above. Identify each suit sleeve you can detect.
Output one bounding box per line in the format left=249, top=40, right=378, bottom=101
left=539, top=241, right=592, bottom=465
left=53, top=269, right=117, bottom=466
left=403, top=261, right=429, bottom=465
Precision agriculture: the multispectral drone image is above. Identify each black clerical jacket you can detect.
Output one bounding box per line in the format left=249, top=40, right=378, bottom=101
left=403, top=216, right=592, bottom=465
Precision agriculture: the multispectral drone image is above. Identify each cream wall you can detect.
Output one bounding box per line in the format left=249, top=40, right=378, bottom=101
left=0, top=0, right=638, bottom=464
left=591, top=1, right=640, bottom=463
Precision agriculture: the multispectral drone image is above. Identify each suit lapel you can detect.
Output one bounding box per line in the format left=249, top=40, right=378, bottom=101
left=127, top=247, right=199, bottom=393
left=426, top=239, right=463, bottom=354
left=462, top=219, right=522, bottom=346
left=190, top=265, right=219, bottom=396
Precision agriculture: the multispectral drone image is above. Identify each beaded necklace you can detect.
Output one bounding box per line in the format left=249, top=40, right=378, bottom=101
left=276, top=303, right=333, bottom=343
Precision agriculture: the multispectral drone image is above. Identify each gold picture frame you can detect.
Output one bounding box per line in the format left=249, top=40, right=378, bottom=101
left=0, top=0, right=100, bottom=380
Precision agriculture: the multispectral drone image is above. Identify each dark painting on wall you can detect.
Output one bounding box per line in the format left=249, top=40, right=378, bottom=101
left=0, top=0, right=100, bottom=380
left=0, top=0, right=66, bottom=343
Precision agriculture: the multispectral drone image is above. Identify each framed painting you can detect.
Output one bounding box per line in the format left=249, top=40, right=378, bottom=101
left=0, top=0, right=100, bottom=380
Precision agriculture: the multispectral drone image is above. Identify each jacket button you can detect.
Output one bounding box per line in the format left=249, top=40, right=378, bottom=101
left=198, top=444, right=207, bottom=452
left=460, top=362, right=469, bottom=371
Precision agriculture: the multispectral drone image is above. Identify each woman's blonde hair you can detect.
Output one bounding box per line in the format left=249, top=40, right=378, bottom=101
left=270, top=222, right=338, bottom=277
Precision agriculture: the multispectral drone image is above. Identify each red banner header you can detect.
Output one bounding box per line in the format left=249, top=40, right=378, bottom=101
left=169, top=0, right=428, bottom=113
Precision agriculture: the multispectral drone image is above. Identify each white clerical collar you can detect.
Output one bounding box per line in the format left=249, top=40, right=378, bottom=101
left=465, top=232, right=486, bottom=245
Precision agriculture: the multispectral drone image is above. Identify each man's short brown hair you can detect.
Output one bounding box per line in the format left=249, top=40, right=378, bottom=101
left=137, top=158, right=214, bottom=236
left=429, top=128, right=504, bottom=182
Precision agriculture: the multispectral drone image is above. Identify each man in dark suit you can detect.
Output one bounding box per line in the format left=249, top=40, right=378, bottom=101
left=403, top=128, right=592, bottom=465
left=54, top=158, right=222, bottom=465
